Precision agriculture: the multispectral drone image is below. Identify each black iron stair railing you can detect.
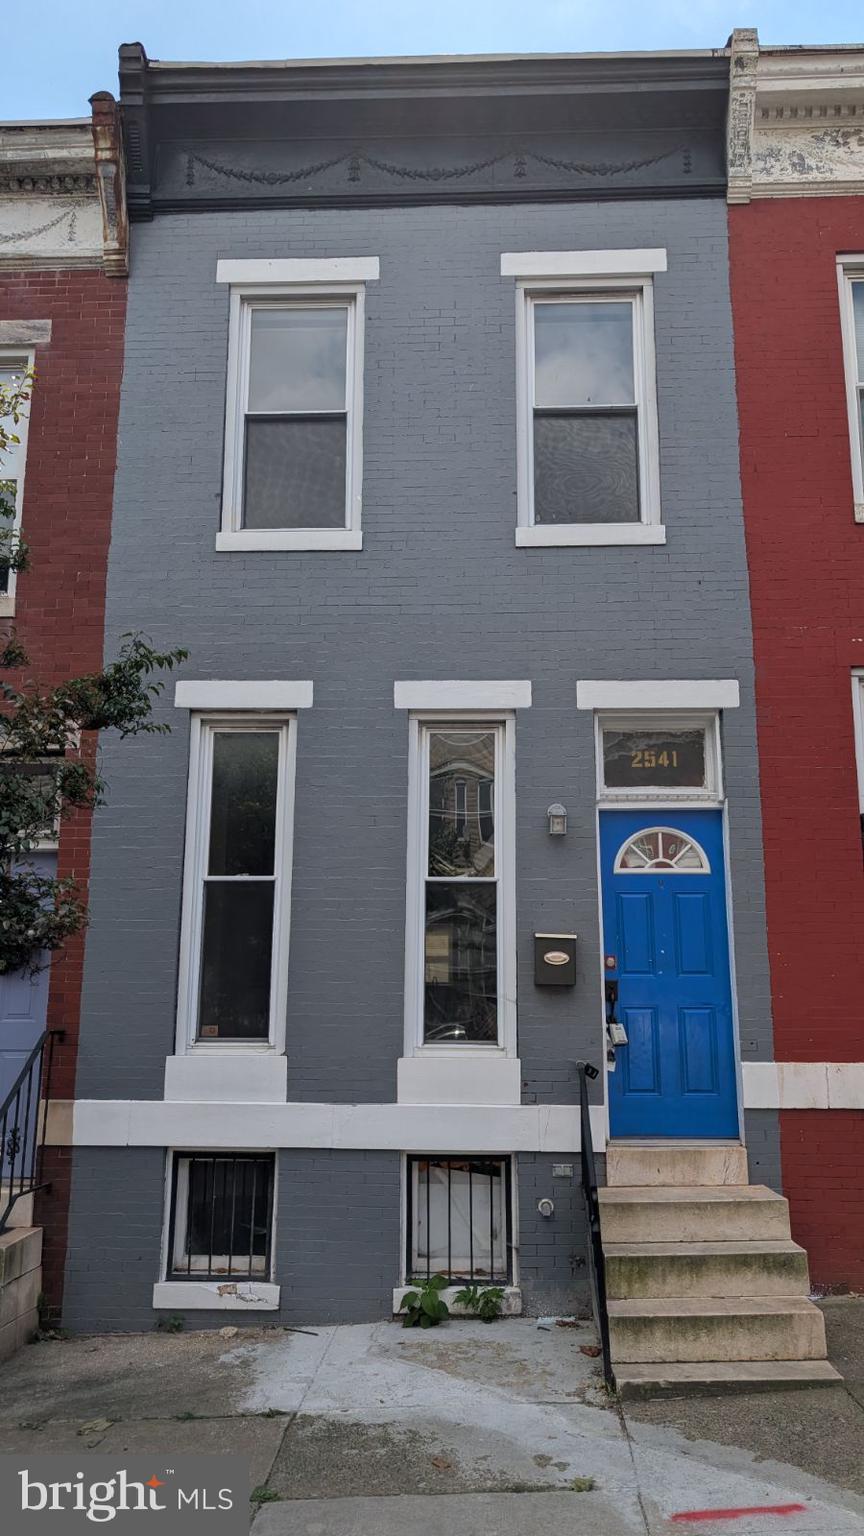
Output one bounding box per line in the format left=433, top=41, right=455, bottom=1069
left=0, top=1028, right=63, bottom=1233
left=574, top=1059, right=613, bottom=1388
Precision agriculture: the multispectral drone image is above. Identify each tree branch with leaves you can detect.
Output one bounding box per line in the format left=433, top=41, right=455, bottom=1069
left=1, top=364, right=187, bottom=975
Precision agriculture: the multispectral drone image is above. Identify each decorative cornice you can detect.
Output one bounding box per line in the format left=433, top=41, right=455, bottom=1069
left=728, top=29, right=864, bottom=202
left=0, top=103, right=128, bottom=274
left=0, top=174, right=96, bottom=196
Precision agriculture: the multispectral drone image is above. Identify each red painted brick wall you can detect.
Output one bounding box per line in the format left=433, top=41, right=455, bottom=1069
left=1, top=269, right=126, bottom=1319
left=728, top=198, right=864, bottom=1288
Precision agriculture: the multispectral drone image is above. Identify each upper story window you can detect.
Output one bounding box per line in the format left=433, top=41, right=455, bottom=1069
left=502, top=250, right=666, bottom=548
left=216, top=258, right=379, bottom=553
left=0, top=353, right=34, bottom=617
left=838, top=264, right=864, bottom=523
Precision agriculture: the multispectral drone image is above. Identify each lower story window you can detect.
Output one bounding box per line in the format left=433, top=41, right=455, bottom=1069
left=407, top=1155, right=512, bottom=1284
left=168, top=1153, right=275, bottom=1280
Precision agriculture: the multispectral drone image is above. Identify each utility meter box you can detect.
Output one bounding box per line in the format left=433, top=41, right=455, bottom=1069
left=534, top=933, right=577, bottom=986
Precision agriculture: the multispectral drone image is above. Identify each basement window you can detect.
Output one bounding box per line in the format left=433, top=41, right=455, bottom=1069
left=168, top=1153, right=275, bottom=1280
left=406, top=1155, right=512, bottom=1284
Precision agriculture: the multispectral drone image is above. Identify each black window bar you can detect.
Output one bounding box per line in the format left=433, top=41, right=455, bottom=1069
left=407, top=1155, right=512, bottom=1285
left=168, top=1153, right=274, bottom=1281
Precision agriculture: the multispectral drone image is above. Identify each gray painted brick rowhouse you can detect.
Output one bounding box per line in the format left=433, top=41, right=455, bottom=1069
left=62, top=52, right=777, bottom=1328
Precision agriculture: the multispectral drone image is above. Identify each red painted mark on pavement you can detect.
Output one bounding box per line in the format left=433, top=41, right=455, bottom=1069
left=670, top=1507, right=807, bottom=1524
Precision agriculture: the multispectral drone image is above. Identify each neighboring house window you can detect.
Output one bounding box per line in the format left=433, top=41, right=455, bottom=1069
left=501, top=250, right=665, bottom=547
left=168, top=1153, right=275, bottom=1279
left=852, top=673, right=864, bottom=853
left=406, top=1155, right=512, bottom=1283
left=0, top=352, right=34, bottom=617
left=408, top=719, right=516, bottom=1049
left=176, top=717, right=296, bottom=1050
left=217, top=258, right=378, bottom=552
left=838, top=265, right=864, bottom=522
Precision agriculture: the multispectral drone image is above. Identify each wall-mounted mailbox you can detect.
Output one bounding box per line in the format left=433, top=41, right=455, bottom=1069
left=534, top=933, right=577, bottom=987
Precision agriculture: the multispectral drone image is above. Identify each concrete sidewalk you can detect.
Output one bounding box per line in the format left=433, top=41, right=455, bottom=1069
left=0, top=1308, right=862, bottom=1534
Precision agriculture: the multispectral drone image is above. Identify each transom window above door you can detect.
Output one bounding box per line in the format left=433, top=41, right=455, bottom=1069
left=597, top=713, right=721, bottom=802
left=615, top=827, right=710, bottom=873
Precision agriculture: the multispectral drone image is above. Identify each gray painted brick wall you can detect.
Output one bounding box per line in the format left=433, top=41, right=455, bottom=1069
left=517, top=1153, right=598, bottom=1317
left=75, top=197, right=771, bottom=1109
left=64, top=1149, right=401, bottom=1331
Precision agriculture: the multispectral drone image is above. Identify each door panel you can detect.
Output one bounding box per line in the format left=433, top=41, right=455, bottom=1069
left=601, top=810, right=738, bottom=1139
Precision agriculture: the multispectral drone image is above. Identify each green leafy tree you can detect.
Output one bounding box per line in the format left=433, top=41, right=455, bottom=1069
left=0, top=366, right=187, bottom=975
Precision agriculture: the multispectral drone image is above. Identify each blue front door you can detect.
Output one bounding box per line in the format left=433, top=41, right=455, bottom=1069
left=600, top=810, right=739, bottom=1139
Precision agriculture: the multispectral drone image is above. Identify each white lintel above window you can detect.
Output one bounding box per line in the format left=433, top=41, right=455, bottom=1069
left=500, top=249, right=667, bottom=279
left=216, top=257, right=380, bottom=286
left=503, top=253, right=665, bottom=549
left=576, top=680, right=740, bottom=711
left=394, top=681, right=532, bottom=711
left=175, top=680, right=313, bottom=711
left=217, top=259, right=379, bottom=552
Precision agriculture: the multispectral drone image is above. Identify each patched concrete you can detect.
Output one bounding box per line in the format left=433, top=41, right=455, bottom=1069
left=0, top=1317, right=862, bottom=1535
left=252, top=1491, right=636, bottom=1536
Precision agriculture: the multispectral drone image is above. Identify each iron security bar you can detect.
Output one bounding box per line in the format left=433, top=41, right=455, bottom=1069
left=407, top=1155, right=511, bottom=1285
left=168, top=1153, right=274, bottom=1281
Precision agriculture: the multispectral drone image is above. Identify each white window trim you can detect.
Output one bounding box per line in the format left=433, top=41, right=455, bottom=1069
left=218, top=279, right=370, bottom=552
left=501, top=250, right=667, bottom=279
left=577, top=679, right=740, bottom=711
left=174, top=680, right=313, bottom=711
left=837, top=259, right=864, bottom=523
left=155, top=1149, right=280, bottom=1311
left=216, top=258, right=380, bottom=286
left=594, top=710, right=724, bottom=805
left=174, top=713, right=297, bottom=1057
left=0, top=346, right=35, bottom=618
left=509, top=271, right=663, bottom=547
left=394, top=680, right=532, bottom=712
left=852, top=671, right=864, bottom=814
left=403, top=712, right=517, bottom=1061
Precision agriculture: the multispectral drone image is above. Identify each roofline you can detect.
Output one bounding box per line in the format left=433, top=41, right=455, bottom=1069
left=144, top=47, right=727, bottom=70
left=0, top=117, right=90, bottom=129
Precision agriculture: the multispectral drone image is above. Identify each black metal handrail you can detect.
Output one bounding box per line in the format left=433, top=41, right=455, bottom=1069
left=0, top=1028, right=63, bottom=1233
left=574, top=1059, right=613, bottom=1388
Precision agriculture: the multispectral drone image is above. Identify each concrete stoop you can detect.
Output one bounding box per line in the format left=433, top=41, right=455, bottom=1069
left=600, top=1144, right=842, bottom=1397
left=0, top=1225, right=42, bottom=1362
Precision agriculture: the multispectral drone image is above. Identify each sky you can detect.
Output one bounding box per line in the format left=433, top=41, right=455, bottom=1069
left=4, top=0, right=864, bottom=121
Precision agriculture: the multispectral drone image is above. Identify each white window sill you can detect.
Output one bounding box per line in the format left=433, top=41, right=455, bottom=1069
left=164, top=1053, right=288, bottom=1104
left=516, top=524, right=666, bottom=548
left=393, top=1285, right=522, bottom=1317
left=216, top=529, right=362, bottom=552
left=397, top=1055, right=521, bottom=1106
left=154, top=1280, right=280, bottom=1311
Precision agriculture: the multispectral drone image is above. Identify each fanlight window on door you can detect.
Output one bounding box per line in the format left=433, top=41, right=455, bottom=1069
left=615, top=828, right=710, bottom=873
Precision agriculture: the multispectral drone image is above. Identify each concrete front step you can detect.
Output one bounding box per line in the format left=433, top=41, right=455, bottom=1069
left=598, top=1184, right=791, bottom=1243
left=614, top=1359, right=844, bottom=1399
left=604, top=1239, right=809, bottom=1299
left=607, top=1296, right=827, bottom=1364
left=607, top=1144, right=748, bottom=1189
